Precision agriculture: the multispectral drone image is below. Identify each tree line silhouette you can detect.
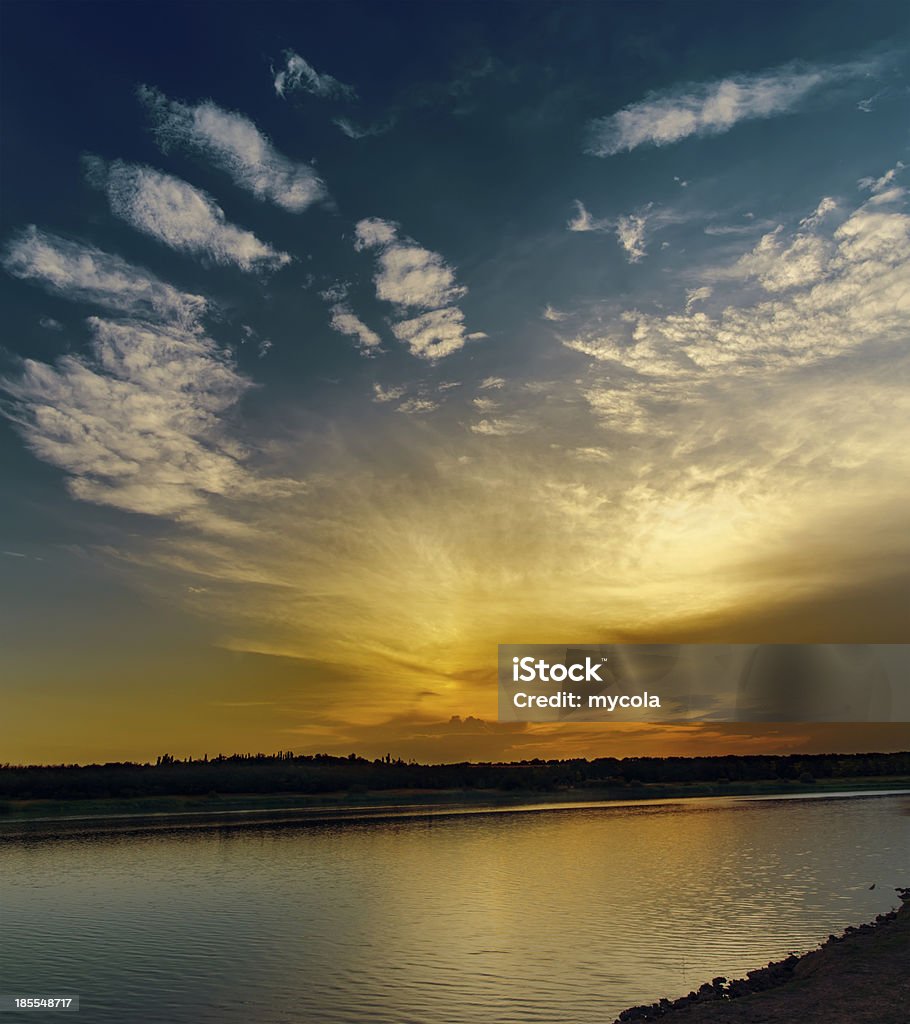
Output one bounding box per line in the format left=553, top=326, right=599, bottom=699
left=0, top=750, right=908, bottom=802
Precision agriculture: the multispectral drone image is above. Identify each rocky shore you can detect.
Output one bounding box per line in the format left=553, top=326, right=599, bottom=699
left=612, top=890, right=910, bottom=1024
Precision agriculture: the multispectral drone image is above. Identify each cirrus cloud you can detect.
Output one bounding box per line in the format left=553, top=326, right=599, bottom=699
left=329, top=305, right=382, bottom=355
left=139, top=85, right=327, bottom=212
left=0, top=318, right=260, bottom=529
left=586, top=59, right=876, bottom=156
left=273, top=50, right=355, bottom=100
left=84, top=157, right=291, bottom=272
left=2, top=227, right=208, bottom=327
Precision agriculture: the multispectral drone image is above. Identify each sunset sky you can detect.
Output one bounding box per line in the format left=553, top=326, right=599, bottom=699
left=1, top=1, right=909, bottom=765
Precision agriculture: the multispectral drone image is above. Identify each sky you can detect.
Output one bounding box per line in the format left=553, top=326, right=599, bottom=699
left=1, top=1, right=909, bottom=765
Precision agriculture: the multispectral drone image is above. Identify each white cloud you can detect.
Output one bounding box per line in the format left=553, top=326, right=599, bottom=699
left=329, top=305, right=382, bottom=354
left=568, top=200, right=607, bottom=233
left=472, top=396, right=499, bottom=412
left=85, top=158, right=291, bottom=271
left=799, top=196, right=838, bottom=228
left=3, top=227, right=208, bottom=326
left=704, top=218, right=776, bottom=236
left=858, top=162, right=905, bottom=194
left=570, top=447, right=613, bottom=463
left=856, top=88, right=891, bottom=114
left=397, top=397, right=438, bottom=414
left=240, top=324, right=273, bottom=359
left=139, top=85, right=327, bottom=212
left=354, top=217, right=467, bottom=309
left=353, top=218, right=398, bottom=249
left=685, top=286, right=713, bottom=311
left=318, top=282, right=348, bottom=303
left=566, top=185, right=910, bottom=408
left=731, top=224, right=832, bottom=292
left=274, top=50, right=355, bottom=100
left=569, top=200, right=661, bottom=262
left=586, top=60, right=871, bottom=155
left=543, top=305, right=569, bottom=322
left=615, top=211, right=649, bottom=262
left=391, top=307, right=470, bottom=361
left=375, top=245, right=466, bottom=307
left=372, top=383, right=406, bottom=403
left=0, top=318, right=275, bottom=528
left=354, top=217, right=476, bottom=359
left=478, top=376, right=505, bottom=390
left=470, top=417, right=531, bottom=436
left=332, top=116, right=394, bottom=139
left=333, top=118, right=366, bottom=139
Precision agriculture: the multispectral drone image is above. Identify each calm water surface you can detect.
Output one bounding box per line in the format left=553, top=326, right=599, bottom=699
left=1, top=792, right=908, bottom=1023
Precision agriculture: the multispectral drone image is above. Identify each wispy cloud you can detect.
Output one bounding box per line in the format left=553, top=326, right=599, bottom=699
left=542, top=305, right=569, bottom=322
left=546, top=170, right=910, bottom=628
left=472, top=396, right=499, bottom=412
left=3, top=227, right=208, bottom=326
left=240, top=324, right=273, bottom=359
left=470, top=416, right=532, bottom=436
left=332, top=116, right=395, bottom=140
left=858, top=161, right=905, bottom=194
left=727, top=201, right=837, bottom=293
left=397, top=397, right=438, bottom=414
left=569, top=447, right=613, bottom=463
left=586, top=60, right=874, bottom=156
left=615, top=211, right=650, bottom=262
left=567, top=200, right=608, bottom=233
left=703, top=215, right=776, bottom=236
left=354, top=217, right=476, bottom=359
left=564, top=183, right=910, bottom=404
left=139, top=85, right=327, bottom=212
left=273, top=50, right=355, bottom=100
left=329, top=305, right=382, bottom=355
left=84, top=157, right=291, bottom=272
left=372, top=383, right=406, bottom=403
left=568, top=200, right=662, bottom=262
left=685, top=286, right=713, bottom=311
left=0, top=318, right=267, bottom=529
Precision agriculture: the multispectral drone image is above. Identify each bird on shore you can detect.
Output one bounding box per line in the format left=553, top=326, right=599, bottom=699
left=869, top=883, right=876, bottom=890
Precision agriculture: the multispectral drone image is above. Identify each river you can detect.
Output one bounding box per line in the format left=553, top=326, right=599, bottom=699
left=1, top=791, right=907, bottom=1022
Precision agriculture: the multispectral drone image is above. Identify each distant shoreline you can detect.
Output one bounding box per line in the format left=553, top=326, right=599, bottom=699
left=1, top=781, right=907, bottom=840
left=611, top=898, right=910, bottom=1023
left=5, top=753, right=907, bottom=828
